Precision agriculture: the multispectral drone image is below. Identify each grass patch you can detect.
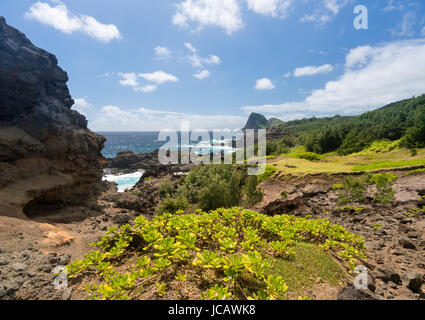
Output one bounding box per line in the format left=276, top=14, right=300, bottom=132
left=267, top=242, right=345, bottom=298
left=406, top=168, right=425, bottom=176
left=353, top=139, right=401, bottom=155
left=352, top=159, right=425, bottom=171
left=257, top=165, right=277, bottom=183
left=332, top=184, right=343, bottom=190
left=280, top=146, right=322, bottom=162
left=335, top=206, right=365, bottom=214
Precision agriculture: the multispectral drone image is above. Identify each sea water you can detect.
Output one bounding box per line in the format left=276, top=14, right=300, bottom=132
left=98, top=132, right=239, bottom=192
left=102, top=171, right=144, bottom=192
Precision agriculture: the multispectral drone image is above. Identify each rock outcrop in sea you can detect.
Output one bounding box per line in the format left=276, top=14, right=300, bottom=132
left=0, top=17, right=106, bottom=219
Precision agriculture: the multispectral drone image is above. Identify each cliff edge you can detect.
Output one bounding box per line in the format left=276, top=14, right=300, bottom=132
left=0, top=17, right=105, bottom=219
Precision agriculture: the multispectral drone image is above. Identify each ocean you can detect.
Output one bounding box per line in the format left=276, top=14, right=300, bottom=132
left=98, top=132, right=164, bottom=159
left=98, top=131, right=239, bottom=192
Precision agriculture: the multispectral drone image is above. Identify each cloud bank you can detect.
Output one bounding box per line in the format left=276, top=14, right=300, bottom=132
left=25, top=1, right=121, bottom=42
left=243, top=39, right=425, bottom=118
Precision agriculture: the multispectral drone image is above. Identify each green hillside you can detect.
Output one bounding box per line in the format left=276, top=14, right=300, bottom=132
left=263, top=94, right=425, bottom=155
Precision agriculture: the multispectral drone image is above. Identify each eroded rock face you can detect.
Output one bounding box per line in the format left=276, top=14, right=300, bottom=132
left=0, top=17, right=105, bottom=219
left=106, top=150, right=194, bottom=178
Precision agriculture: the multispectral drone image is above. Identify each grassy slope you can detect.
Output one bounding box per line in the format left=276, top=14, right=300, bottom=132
left=268, top=148, right=425, bottom=175
left=267, top=243, right=345, bottom=298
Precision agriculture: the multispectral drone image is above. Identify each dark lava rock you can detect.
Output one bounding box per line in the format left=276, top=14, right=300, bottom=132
left=338, top=285, right=380, bottom=300
left=402, top=271, right=423, bottom=293
left=262, top=198, right=308, bottom=216
left=106, top=150, right=194, bottom=178
left=302, top=184, right=330, bottom=197
left=111, top=213, right=132, bottom=226
left=399, top=237, right=417, bottom=250
left=0, top=16, right=105, bottom=219
left=377, top=268, right=402, bottom=285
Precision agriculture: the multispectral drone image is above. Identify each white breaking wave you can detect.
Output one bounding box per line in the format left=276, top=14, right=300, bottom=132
left=103, top=171, right=144, bottom=193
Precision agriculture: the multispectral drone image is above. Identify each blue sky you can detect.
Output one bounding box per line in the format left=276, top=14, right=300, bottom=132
left=1, top=0, right=425, bottom=131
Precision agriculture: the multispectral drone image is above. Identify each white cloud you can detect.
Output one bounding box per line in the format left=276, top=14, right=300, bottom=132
left=25, top=1, right=121, bottom=42
left=255, top=78, right=275, bottom=90
left=301, top=0, right=351, bottom=25
left=138, top=71, right=179, bottom=84
left=173, top=0, right=244, bottom=34
left=73, top=98, right=92, bottom=108
left=345, top=45, right=373, bottom=68
left=100, top=72, right=114, bottom=78
left=118, top=72, right=139, bottom=87
left=184, top=43, right=221, bottom=68
left=154, top=46, right=172, bottom=59
left=189, top=54, right=221, bottom=67
left=383, top=0, right=418, bottom=12
left=293, top=64, right=334, bottom=77
left=184, top=42, right=198, bottom=53
left=246, top=0, right=293, bottom=18
left=118, top=71, right=177, bottom=93
left=323, top=0, right=349, bottom=15
left=243, top=39, right=425, bottom=118
left=391, top=11, right=416, bottom=37
left=72, top=98, right=93, bottom=115
left=135, top=85, right=158, bottom=93
left=283, top=72, right=292, bottom=78
left=193, top=70, right=211, bottom=79
left=203, top=55, right=221, bottom=65
left=90, top=105, right=246, bottom=131
left=301, top=14, right=331, bottom=24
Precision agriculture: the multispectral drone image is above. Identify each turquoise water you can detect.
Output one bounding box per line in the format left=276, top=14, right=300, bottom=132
left=103, top=171, right=144, bottom=192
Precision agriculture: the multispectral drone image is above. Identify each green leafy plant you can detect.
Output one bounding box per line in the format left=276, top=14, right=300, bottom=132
left=67, top=207, right=366, bottom=301
left=158, top=179, right=175, bottom=199
left=335, top=206, right=365, bottom=214
left=337, top=176, right=368, bottom=205
left=245, top=176, right=264, bottom=206
left=156, top=195, right=189, bottom=215
left=368, top=173, right=398, bottom=204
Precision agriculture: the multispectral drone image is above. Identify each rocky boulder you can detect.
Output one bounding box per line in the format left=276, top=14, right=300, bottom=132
left=0, top=17, right=105, bottom=219
left=262, top=197, right=308, bottom=216
left=106, top=149, right=193, bottom=178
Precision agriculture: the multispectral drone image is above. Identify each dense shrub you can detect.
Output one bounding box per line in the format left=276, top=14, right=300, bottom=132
left=368, top=173, right=398, bottom=204
left=156, top=164, right=265, bottom=212
left=266, top=140, right=290, bottom=156
left=401, top=108, right=425, bottom=149
left=244, top=176, right=264, bottom=206
left=158, top=179, right=175, bottom=199
left=297, top=152, right=322, bottom=162
left=337, top=176, right=368, bottom=205
left=155, top=196, right=189, bottom=215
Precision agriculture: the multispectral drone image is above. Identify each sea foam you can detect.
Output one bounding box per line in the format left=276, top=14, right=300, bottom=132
left=103, top=171, right=144, bottom=193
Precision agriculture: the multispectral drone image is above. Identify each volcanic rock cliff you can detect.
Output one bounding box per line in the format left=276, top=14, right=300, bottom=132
left=0, top=17, right=105, bottom=219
